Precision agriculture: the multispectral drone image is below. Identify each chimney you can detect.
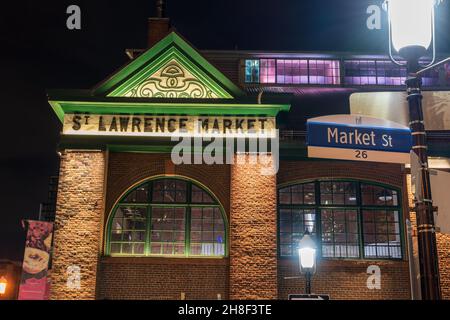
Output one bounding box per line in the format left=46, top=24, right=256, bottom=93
left=148, top=0, right=171, bottom=47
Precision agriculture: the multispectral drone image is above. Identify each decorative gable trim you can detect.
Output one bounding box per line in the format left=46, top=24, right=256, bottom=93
left=108, top=49, right=231, bottom=99
left=93, top=32, right=244, bottom=99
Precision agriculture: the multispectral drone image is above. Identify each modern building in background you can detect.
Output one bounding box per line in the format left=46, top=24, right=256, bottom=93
left=45, top=10, right=450, bottom=300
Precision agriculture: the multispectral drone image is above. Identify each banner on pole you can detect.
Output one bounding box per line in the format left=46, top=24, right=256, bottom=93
left=18, top=220, right=54, bottom=300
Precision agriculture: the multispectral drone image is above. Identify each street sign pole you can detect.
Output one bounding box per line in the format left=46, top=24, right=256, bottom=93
left=406, top=72, right=441, bottom=300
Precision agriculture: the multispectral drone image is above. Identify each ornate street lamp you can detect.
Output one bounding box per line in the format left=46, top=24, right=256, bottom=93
left=298, top=231, right=317, bottom=295
left=384, top=0, right=444, bottom=300
left=0, top=276, right=7, bottom=296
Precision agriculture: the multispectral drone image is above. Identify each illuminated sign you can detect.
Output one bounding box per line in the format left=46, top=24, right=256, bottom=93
left=63, top=114, right=277, bottom=138
left=307, top=115, right=412, bottom=164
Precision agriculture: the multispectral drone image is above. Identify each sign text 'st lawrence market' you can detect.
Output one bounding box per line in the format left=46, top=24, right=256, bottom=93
left=63, top=114, right=277, bottom=138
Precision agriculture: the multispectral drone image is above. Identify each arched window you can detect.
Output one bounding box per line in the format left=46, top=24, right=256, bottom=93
left=278, top=180, right=403, bottom=260
left=107, top=178, right=227, bottom=257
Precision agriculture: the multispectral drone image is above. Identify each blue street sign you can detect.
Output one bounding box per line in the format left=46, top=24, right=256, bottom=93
left=307, top=115, right=412, bottom=164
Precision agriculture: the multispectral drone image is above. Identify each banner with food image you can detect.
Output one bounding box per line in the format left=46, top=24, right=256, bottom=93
left=18, top=220, right=53, bottom=300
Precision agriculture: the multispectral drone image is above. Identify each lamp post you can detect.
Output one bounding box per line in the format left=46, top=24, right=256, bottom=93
left=384, top=0, right=442, bottom=300
left=298, top=231, right=317, bottom=295
left=0, top=277, right=7, bottom=296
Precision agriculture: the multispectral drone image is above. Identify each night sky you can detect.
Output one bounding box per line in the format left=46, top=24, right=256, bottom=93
left=0, top=0, right=449, bottom=261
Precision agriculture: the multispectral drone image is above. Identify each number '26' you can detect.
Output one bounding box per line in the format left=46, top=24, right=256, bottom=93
left=355, top=150, right=368, bottom=159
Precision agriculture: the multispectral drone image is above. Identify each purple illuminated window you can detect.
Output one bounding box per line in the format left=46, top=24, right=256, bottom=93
left=344, top=60, right=407, bottom=86
left=420, top=65, right=443, bottom=87
left=260, top=59, right=276, bottom=83
left=309, top=60, right=341, bottom=85
left=244, top=58, right=340, bottom=85
left=344, top=60, right=377, bottom=85
left=276, top=59, right=309, bottom=84
left=276, top=59, right=340, bottom=85
left=376, top=61, right=407, bottom=86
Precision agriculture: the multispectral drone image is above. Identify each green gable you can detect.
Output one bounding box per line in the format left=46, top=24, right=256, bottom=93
left=94, top=32, right=243, bottom=99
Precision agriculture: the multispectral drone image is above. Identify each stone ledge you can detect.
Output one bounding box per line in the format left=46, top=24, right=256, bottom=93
left=100, top=256, right=230, bottom=266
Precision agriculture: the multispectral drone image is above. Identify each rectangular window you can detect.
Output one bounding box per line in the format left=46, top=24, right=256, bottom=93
left=362, top=210, right=401, bottom=259
left=376, top=60, right=407, bottom=86
left=308, top=59, right=341, bottom=85
left=278, top=181, right=402, bottom=260
left=123, top=184, right=149, bottom=203
left=416, top=61, right=450, bottom=87
left=190, top=207, right=225, bottom=256
left=320, top=181, right=357, bottom=206
left=344, top=60, right=377, bottom=85
left=260, top=59, right=276, bottom=83
left=276, top=59, right=340, bottom=85
left=150, top=207, right=186, bottom=255
left=245, top=60, right=260, bottom=83
left=152, top=180, right=187, bottom=203
left=344, top=60, right=408, bottom=86
left=191, top=185, right=215, bottom=204
left=361, top=184, right=398, bottom=207
left=245, top=58, right=340, bottom=85
left=279, top=209, right=317, bottom=257
left=321, top=209, right=360, bottom=258
left=110, top=206, right=147, bottom=256
left=277, top=59, right=309, bottom=84
left=279, top=183, right=316, bottom=205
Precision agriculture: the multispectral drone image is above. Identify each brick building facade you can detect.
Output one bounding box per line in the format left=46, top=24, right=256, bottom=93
left=46, top=15, right=450, bottom=300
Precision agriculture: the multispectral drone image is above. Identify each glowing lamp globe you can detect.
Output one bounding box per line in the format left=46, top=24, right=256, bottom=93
left=298, top=232, right=317, bottom=274
left=386, top=0, right=438, bottom=63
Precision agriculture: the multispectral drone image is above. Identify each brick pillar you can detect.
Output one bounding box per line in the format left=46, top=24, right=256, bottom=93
left=230, top=154, right=277, bottom=299
left=50, top=150, right=106, bottom=300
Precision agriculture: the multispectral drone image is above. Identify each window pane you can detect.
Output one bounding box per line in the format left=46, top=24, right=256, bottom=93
left=260, top=59, right=276, bottom=83
left=110, top=206, right=147, bottom=256
left=134, top=243, right=145, bottom=255
left=110, top=243, right=121, bottom=254
left=303, top=183, right=316, bottom=204
left=320, top=182, right=356, bottom=205
left=308, top=60, right=341, bottom=85
left=152, top=179, right=187, bottom=203
left=277, top=209, right=317, bottom=257
left=280, top=245, right=292, bottom=256
left=191, top=185, right=215, bottom=204
left=320, top=209, right=360, bottom=258
left=279, top=186, right=291, bottom=204
left=279, top=183, right=315, bottom=206
left=123, top=184, right=149, bottom=203
left=363, top=210, right=401, bottom=259
left=190, top=207, right=226, bottom=257
left=362, top=184, right=398, bottom=206
left=150, top=207, right=186, bottom=256
left=245, top=60, right=260, bottom=83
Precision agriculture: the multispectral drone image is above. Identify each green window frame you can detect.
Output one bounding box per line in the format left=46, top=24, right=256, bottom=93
left=106, top=177, right=228, bottom=258
left=278, top=179, right=403, bottom=260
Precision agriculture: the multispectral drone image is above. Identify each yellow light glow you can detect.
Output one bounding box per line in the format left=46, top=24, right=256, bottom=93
left=0, top=277, right=7, bottom=295
left=388, top=0, right=435, bottom=52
